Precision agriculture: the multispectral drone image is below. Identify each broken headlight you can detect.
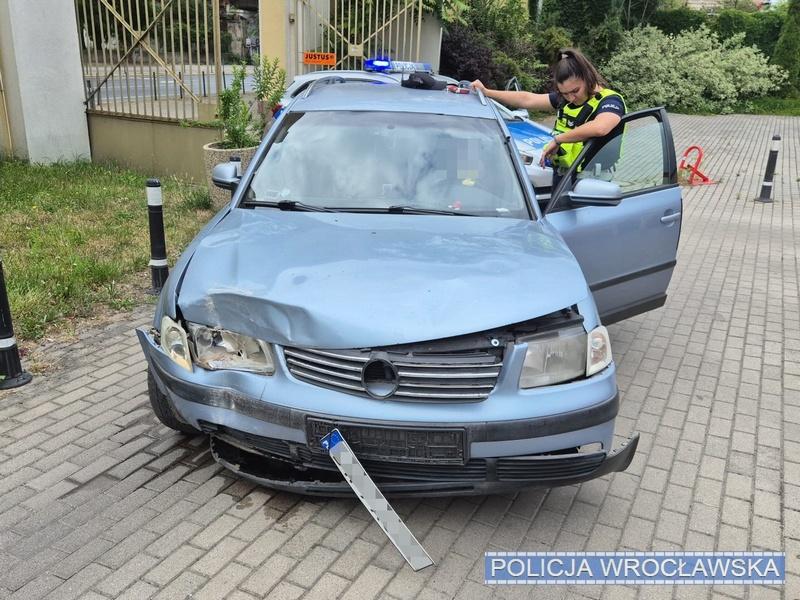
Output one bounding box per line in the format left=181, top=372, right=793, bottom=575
left=186, top=323, right=275, bottom=374
left=519, top=326, right=586, bottom=388
left=160, top=316, right=193, bottom=373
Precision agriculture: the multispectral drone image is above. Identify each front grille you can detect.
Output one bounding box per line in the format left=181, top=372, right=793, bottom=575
left=283, top=346, right=502, bottom=402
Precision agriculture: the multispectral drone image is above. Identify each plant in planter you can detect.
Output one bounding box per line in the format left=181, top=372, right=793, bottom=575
left=252, top=55, right=287, bottom=132
left=202, top=63, right=261, bottom=208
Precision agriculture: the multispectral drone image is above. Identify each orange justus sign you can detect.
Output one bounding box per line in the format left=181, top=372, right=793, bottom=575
left=303, top=52, right=337, bottom=66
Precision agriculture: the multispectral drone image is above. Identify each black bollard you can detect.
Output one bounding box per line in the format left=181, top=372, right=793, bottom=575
left=146, top=179, right=169, bottom=295
left=755, top=134, right=781, bottom=203
left=0, top=260, right=32, bottom=390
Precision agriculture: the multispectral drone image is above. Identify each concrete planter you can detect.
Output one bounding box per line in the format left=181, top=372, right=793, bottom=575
left=202, top=142, right=258, bottom=209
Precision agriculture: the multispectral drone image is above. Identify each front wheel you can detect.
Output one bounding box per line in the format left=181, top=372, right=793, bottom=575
left=147, top=369, right=200, bottom=434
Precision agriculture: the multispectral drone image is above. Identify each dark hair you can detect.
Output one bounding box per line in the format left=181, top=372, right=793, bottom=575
left=553, top=48, right=607, bottom=90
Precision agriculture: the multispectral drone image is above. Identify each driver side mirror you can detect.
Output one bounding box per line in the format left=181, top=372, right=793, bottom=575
left=211, top=161, right=241, bottom=191
left=567, top=178, right=622, bottom=207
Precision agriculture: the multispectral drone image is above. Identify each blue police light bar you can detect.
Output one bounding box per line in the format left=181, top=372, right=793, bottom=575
left=365, top=57, right=391, bottom=72
left=364, top=56, right=433, bottom=74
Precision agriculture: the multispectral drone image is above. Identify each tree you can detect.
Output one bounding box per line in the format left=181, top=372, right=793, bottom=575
left=773, top=0, right=800, bottom=92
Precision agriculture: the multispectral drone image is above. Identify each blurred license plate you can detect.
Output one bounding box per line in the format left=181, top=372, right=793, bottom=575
left=307, top=419, right=466, bottom=463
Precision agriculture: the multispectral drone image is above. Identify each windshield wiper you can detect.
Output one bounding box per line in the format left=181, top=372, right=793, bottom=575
left=384, top=205, right=476, bottom=216
left=243, top=199, right=335, bottom=212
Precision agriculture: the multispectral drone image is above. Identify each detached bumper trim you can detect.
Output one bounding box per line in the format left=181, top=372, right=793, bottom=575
left=211, top=432, right=640, bottom=497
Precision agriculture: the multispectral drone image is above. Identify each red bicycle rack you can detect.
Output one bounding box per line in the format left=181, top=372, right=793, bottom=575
left=678, top=145, right=715, bottom=185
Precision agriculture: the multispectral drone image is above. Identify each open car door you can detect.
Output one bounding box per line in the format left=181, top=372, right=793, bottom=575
left=544, top=107, right=682, bottom=325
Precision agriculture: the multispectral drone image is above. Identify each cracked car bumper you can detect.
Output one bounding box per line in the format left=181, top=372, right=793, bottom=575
left=139, top=327, right=638, bottom=496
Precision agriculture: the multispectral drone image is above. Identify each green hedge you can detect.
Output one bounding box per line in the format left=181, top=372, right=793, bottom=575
left=648, top=8, right=709, bottom=36
left=715, top=9, right=785, bottom=59
left=774, top=0, right=800, bottom=91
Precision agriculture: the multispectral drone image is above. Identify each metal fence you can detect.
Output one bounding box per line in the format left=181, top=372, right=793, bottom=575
left=75, top=0, right=224, bottom=121
left=292, top=0, right=425, bottom=77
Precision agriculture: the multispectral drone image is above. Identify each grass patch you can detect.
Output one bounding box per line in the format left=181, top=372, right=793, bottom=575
left=0, top=159, right=214, bottom=342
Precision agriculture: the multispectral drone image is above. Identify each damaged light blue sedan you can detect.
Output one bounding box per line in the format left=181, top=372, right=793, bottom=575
left=138, top=76, right=682, bottom=496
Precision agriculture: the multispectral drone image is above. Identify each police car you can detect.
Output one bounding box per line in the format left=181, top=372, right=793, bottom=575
left=139, top=65, right=682, bottom=496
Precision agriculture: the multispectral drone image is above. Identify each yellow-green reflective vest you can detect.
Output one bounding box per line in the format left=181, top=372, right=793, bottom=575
left=552, top=88, right=625, bottom=170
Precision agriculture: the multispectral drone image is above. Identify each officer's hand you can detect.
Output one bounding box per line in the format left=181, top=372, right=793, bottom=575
left=540, top=139, right=559, bottom=167
left=470, top=80, right=487, bottom=93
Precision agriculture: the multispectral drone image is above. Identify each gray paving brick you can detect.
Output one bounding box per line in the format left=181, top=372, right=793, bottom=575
left=51, top=538, right=115, bottom=579
left=145, top=544, right=204, bottom=587
left=286, top=545, right=338, bottom=588
left=147, top=521, right=202, bottom=559
left=42, top=563, right=110, bottom=600
left=303, top=572, right=351, bottom=600
left=143, top=499, right=197, bottom=536
left=98, top=529, right=159, bottom=569
left=192, top=536, right=247, bottom=577
left=329, top=538, right=381, bottom=580
left=6, top=575, right=63, bottom=600
left=340, top=564, right=393, bottom=600
left=104, top=506, right=159, bottom=542
left=426, top=553, right=474, bottom=598
left=191, top=514, right=241, bottom=550
left=192, top=561, right=250, bottom=600
left=143, top=464, right=192, bottom=492
left=95, top=553, right=159, bottom=597
left=264, top=581, right=304, bottom=600
left=236, top=527, right=289, bottom=568
left=240, top=553, right=296, bottom=596
left=152, top=571, right=206, bottom=600
left=186, top=491, right=236, bottom=527
left=115, top=580, right=158, bottom=600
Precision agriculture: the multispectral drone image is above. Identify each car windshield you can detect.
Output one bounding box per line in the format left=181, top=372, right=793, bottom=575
left=245, top=111, right=531, bottom=218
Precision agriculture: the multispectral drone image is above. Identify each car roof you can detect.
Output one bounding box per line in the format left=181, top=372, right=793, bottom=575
left=286, top=80, right=496, bottom=119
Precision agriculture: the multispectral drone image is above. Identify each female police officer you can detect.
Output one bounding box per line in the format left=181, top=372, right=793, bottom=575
left=472, top=48, right=625, bottom=182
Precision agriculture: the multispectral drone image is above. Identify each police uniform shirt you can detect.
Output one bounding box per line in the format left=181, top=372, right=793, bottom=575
left=547, top=91, right=625, bottom=122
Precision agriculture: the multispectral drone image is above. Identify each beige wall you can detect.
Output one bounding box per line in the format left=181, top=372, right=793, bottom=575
left=259, top=0, right=288, bottom=71
left=88, top=113, right=220, bottom=183
left=0, top=0, right=90, bottom=162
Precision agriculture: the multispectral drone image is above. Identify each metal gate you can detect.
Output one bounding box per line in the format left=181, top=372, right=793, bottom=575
left=74, top=0, right=224, bottom=121
left=291, top=0, right=425, bottom=78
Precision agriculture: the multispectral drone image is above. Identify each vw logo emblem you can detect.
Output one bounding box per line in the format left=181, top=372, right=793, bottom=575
left=361, top=358, right=399, bottom=399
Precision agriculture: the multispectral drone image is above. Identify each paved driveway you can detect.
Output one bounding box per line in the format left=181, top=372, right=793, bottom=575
left=0, top=114, right=797, bottom=600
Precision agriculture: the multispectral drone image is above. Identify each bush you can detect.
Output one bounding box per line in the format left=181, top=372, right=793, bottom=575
left=602, top=26, right=787, bottom=113
left=534, top=25, right=573, bottom=65
left=715, top=9, right=785, bottom=59
left=217, top=64, right=260, bottom=149
left=441, top=1, right=546, bottom=91
left=583, top=15, right=624, bottom=64
left=648, top=8, right=708, bottom=35
left=774, top=0, right=800, bottom=92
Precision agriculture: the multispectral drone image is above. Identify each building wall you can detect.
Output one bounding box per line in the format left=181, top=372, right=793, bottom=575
left=87, top=113, right=220, bottom=183
left=0, top=0, right=90, bottom=162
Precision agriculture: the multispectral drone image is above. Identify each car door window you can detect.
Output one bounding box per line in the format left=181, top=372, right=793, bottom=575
left=576, top=114, right=667, bottom=194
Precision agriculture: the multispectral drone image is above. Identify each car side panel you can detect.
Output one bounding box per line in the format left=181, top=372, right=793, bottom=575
left=545, top=184, right=682, bottom=322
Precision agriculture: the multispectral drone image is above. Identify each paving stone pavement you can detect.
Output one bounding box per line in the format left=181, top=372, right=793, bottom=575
left=0, top=113, right=798, bottom=600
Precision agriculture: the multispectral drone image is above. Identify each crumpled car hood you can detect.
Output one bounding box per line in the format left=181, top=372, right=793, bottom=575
left=176, top=209, right=589, bottom=348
